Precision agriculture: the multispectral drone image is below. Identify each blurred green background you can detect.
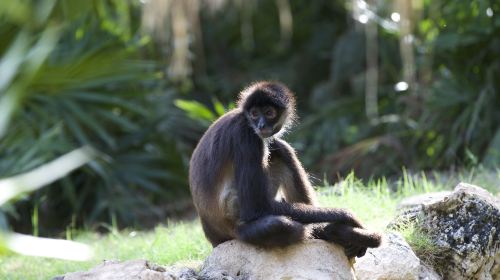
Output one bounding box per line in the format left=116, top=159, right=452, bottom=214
left=0, top=0, right=499, bottom=235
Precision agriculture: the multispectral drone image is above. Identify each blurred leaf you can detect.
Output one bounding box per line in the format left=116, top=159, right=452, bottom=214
left=212, top=98, right=226, bottom=116
left=0, top=31, right=29, bottom=92
left=5, top=232, right=92, bottom=261
left=0, top=147, right=95, bottom=205
left=174, top=99, right=216, bottom=122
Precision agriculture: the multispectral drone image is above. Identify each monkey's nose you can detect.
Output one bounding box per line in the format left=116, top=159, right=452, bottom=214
left=257, top=118, right=266, bottom=129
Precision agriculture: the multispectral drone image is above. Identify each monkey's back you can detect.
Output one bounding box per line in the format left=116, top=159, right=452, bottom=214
left=189, top=109, right=246, bottom=244
left=189, top=109, right=243, bottom=193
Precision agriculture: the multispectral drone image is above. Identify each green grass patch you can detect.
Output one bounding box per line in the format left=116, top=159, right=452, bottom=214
left=0, top=223, right=211, bottom=280
left=395, top=222, right=442, bottom=266
left=318, top=170, right=445, bottom=231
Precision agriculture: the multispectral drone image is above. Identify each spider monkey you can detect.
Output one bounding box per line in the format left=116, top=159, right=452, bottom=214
left=189, top=81, right=382, bottom=258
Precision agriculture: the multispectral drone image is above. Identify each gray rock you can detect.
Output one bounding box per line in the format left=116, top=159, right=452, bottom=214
left=388, top=192, right=452, bottom=231
left=398, top=191, right=452, bottom=211
left=393, top=182, right=500, bottom=280
left=353, top=232, right=421, bottom=280
left=200, top=239, right=355, bottom=280
left=419, top=264, right=441, bottom=280
left=57, top=260, right=167, bottom=280
left=54, top=259, right=199, bottom=280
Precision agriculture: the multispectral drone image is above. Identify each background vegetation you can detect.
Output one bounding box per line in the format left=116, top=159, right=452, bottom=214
left=0, top=0, right=499, bottom=237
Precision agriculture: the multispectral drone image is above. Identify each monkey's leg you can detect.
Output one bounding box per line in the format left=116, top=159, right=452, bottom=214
left=200, top=218, right=232, bottom=247
left=310, top=222, right=382, bottom=258
left=237, top=215, right=306, bottom=248
left=269, top=139, right=317, bottom=205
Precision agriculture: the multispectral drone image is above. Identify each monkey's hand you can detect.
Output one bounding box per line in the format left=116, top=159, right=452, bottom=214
left=321, top=222, right=382, bottom=258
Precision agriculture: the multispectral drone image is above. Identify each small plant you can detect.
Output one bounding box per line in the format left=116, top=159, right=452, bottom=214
left=395, top=221, right=443, bottom=269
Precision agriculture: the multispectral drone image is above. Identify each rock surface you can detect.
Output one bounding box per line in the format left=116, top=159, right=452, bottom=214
left=393, top=182, right=500, bottom=280
left=398, top=191, right=452, bottom=211
left=353, top=232, right=421, bottom=280
left=419, top=264, right=442, bottom=280
left=54, top=259, right=198, bottom=280
left=200, top=239, right=355, bottom=280
left=55, top=240, right=355, bottom=280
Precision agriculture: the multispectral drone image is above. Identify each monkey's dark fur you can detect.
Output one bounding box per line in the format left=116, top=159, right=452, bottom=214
left=189, top=81, right=382, bottom=258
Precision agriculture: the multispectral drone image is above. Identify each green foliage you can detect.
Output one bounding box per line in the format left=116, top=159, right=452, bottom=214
left=1, top=0, right=499, bottom=235
left=0, top=1, right=187, bottom=232
left=0, top=148, right=94, bottom=261
left=175, top=100, right=217, bottom=122
left=179, top=0, right=499, bottom=177
left=413, top=0, right=500, bottom=169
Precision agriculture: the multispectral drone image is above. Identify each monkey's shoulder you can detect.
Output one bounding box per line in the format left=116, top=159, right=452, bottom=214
left=208, top=110, right=246, bottom=133
left=196, top=109, right=258, bottom=156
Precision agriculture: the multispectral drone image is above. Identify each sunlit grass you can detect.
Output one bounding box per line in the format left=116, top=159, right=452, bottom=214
left=318, top=170, right=447, bottom=231
left=395, top=222, right=442, bottom=267
left=0, top=222, right=211, bottom=280
left=1, top=169, right=498, bottom=280
left=84, top=222, right=211, bottom=265
left=319, top=177, right=399, bottom=231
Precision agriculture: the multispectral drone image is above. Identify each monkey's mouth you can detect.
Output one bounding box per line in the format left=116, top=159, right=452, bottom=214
left=257, top=128, right=273, bottom=138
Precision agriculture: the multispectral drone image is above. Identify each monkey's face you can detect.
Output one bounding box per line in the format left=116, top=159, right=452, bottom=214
left=247, top=105, right=284, bottom=138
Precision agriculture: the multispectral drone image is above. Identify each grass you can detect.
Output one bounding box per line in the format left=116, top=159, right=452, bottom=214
left=0, top=223, right=211, bottom=280
left=396, top=222, right=442, bottom=266
left=1, top=169, right=498, bottom=280
left=319, top=169, right=447, bottom=230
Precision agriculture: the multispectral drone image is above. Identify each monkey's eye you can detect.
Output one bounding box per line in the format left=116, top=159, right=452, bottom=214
left=264, top=108, right=277, bottom=119
left=249, top=108, right=260, bottom=119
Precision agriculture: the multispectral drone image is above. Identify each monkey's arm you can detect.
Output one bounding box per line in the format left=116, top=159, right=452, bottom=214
left=269, top=139, right=317, bottom=205
left=234, top=135, right=362, bottom=228
left=234, top=131, right=276, bottom=222
left=275, top=201, right=363, bottom=227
